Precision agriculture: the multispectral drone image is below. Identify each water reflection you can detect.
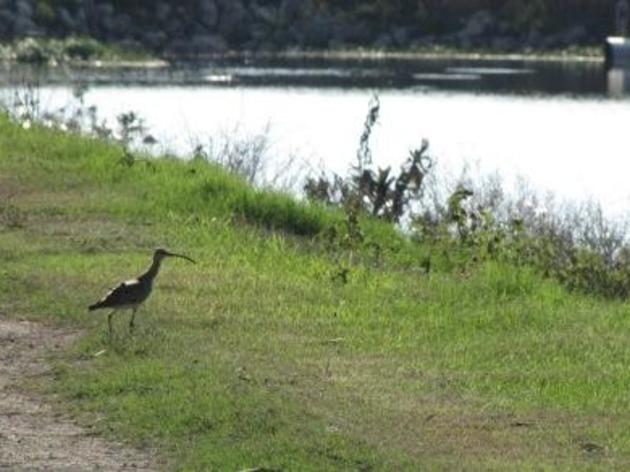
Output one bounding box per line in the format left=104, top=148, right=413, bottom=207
left=0, top=56, right=610, bottom=96
left=607, top=68, right=630, bottom=97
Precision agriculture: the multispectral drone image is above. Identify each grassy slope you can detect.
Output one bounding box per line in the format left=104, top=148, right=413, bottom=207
left=1, top=115, right=630, bottom=470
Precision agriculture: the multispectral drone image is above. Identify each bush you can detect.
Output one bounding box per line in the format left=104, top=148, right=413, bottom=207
left=304, top=95, right=433, bottom=223
left=63, top=37, right=105, bottom=60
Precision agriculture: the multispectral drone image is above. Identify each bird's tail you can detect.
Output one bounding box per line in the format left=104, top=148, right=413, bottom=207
left=88, top=302, right=103, bottom=311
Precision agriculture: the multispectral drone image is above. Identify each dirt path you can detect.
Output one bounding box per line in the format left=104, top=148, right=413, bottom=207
left=0, top=317, right=157, bottom=471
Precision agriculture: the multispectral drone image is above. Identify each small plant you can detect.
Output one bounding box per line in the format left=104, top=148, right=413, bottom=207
left=410, top=170, right=630, bottom=300
left=116, top=112, right=147, bottom=149
left=191, top=124, right=303, bottom=189
left=8, top=81, right=41, bottom=127
left=114, top=111, right=154, bottom=167
left=305, top=95, right=433, bottom=223
left=14, top=37, right=51, bottom=64
left=206, top=125, right=268, bottom=184
left=446, top=184, right=475, bottom=240
left=0, top=195, right=26, bottom=229
left=5, top=80, right=156, bottom=164
left=63, top=37, right=105, bottom=61
left=324, top=206, right=365, bottom=284
left=357, top=94, right=380, bottom=170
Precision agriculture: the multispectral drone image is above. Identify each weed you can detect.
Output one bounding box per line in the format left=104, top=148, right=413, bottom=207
left=1, top=37, right=151, bottom=64
left=412, top=173, right=630, bottom=299
left=0, top=197, right=27, bottom=229
left=357, top=94, right=380, bottom=170
left=191, top=124, right=304, bottom=190
left=305, top=95, right=433, bottom=223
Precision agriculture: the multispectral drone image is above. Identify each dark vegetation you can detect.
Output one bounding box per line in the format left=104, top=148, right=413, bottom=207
left=1, top=0, right=615, bottom=59
left=304, top=95, right=630, bottom=299
left=305, top=96, right=433, bottom=224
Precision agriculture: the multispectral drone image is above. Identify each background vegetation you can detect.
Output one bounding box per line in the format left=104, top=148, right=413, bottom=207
left=1, top=0, right=616, bottom=58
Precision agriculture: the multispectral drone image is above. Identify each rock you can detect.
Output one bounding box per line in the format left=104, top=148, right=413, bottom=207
left=458, top=10, right=495, bottom=40
left=248, top=23, right=268, bottom=44
left=390, top=26, right=410, bottom=47
left=163, top=38, right=187, bottom=56
left=94, top=2, right=115, bottom=34
left=491, top=36, right=517, bottom=51
left=116, top=38, right=143, bottom=52
left=286, top=24, right=308, bottom=46
left=373, top=33, right=393, bottom=49
left=155, top=2, right=172, bottom=23
left=0, top=8, right=15, bottom=38
left=13, top=17, right=38, bottom=36
left=558, top=25, right=588, bottom=47
left=158, top=10, right=183, bottom=37
left=342, top=21, right=371, bottom=44
left=540, top=26, right=588, bottom=50
left=166, top=34, right=228, bottom=57
left=281, top=0, right=304, bottom=22
left=56, top=7, right=76, bottom=32
left=73, top=7, right=88, bottom=35
left=413, top=35, right=436, bottom=48
left=110, top=13, right=132, bottom=37
left=191, top=33, right=229, bottom=53
left=142, top=31, right=167, bottom=50
left=524, top=30, right=542, bottom=50
left=216, top=0, right=249, bottom=43
left=15, top=0, right=33, bottom=18
left=251, top=4, right=278, bottom=26
left=14, top=0, right=38, bottom=36
left=301, top=13, right=336, bottom=48
left=198, top=0, right=218, bottom=28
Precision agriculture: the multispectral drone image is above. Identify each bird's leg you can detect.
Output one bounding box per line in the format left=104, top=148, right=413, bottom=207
left=108, top=310, right=115, bottom=339
left=129, top=307, right=138, bottom=333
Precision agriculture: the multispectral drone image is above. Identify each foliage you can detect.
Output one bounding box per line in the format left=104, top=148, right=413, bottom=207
left=301, top=92, right=630, bottom=300
left=192, top=125, right=272, bottom=186
left=1, top=0, right=607, bottom=60
left=0, top=37, right=149, bottom=64
left=412, top=176, right=630, bottom=300
left=305, top=95, right=433, bottom=223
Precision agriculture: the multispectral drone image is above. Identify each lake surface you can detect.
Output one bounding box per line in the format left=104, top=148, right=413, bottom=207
left=3, top=57, right=630, bottom=214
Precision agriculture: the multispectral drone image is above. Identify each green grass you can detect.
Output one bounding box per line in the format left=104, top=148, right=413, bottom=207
left=2, top=114, right=630, bottom=469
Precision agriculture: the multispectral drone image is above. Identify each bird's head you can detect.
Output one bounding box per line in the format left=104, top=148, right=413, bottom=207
left=154, top=248, right=196, bottom=264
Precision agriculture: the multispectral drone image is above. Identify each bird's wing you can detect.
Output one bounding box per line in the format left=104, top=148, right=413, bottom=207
left=91, top=279, right=148, bottom=309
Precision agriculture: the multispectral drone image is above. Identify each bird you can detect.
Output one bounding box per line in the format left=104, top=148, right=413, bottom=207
left=88, top=248, right=195, bottom=337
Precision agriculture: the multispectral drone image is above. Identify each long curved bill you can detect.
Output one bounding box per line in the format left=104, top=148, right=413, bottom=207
left=166, top=251, right=196, bottom=264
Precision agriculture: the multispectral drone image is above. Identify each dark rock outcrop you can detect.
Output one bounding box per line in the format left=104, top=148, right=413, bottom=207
left=0, top=0, right=612, bottom=57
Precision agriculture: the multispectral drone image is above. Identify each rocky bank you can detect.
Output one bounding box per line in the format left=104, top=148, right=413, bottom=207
left=0, top=0, right=618, bottom=57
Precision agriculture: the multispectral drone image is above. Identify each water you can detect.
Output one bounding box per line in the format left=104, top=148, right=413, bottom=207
left=3, top=58, right=630, bottom=213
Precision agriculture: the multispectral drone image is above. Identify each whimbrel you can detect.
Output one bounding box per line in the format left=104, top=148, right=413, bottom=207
left=88, top=248, right=195, bottom=337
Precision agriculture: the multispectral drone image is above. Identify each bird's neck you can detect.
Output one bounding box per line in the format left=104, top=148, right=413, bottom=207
left=140, top=258, right=162, bottom=282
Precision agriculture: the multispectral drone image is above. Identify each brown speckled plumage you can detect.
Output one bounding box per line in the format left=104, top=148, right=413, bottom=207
left=89, top=248, right=195, bottom=337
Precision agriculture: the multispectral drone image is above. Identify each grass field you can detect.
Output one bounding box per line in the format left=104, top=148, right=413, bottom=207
left=2, top=113, right=630, bottom=470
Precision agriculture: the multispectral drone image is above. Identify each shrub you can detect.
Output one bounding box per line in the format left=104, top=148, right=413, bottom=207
left=304, top=95, right=433, bottom=223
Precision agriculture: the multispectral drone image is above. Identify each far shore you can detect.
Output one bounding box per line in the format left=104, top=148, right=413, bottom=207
left=190, top=46, right=605, bottom=64
left=2, top=41, right=605, bottom=67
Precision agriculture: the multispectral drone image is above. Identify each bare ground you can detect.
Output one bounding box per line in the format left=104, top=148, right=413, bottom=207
left=0, top=317, right=157, bottom=471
